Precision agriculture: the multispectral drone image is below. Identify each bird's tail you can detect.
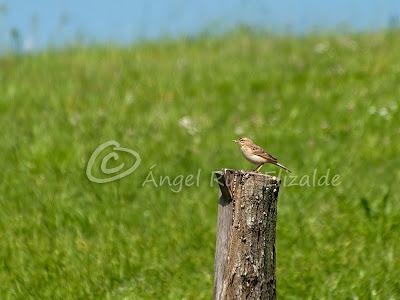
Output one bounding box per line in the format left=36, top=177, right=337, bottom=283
left=276, top=162, right=292, bottom=173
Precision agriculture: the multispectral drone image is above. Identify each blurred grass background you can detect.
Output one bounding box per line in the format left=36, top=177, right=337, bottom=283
left=0, top=30, right=399, bottom=299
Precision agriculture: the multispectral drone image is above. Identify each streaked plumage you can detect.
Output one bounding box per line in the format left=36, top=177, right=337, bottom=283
left=233, top=137, right=291, bottom=173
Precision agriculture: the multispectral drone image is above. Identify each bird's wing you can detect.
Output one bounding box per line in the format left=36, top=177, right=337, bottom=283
left=251, top=144, right=278, bottom=163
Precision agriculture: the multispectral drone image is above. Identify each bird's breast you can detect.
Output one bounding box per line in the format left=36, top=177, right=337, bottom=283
left=240, top=147, right=267, bottom=164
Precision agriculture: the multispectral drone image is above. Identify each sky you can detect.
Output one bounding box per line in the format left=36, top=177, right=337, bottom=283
left=1, top=0, right=400, bottom=52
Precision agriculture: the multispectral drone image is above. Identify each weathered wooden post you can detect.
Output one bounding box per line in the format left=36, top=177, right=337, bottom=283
left=213, top=169, right=280, bottom=300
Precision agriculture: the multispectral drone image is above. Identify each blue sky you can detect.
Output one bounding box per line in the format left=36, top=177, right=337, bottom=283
left=1, top=0, right=400, bottom=51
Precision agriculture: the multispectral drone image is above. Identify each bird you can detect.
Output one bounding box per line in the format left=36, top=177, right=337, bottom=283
left=233, top=137, right=291, bottom=173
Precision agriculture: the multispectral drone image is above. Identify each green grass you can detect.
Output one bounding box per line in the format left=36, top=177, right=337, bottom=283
left=1, top=30, right=400, bottom=299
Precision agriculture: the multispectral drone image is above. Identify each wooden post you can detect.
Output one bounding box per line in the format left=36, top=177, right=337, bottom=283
left=213, top=169, right=280, bottom=300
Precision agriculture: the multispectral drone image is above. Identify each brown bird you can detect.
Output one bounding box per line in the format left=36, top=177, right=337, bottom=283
left=233, top=137, right=291, bottom=173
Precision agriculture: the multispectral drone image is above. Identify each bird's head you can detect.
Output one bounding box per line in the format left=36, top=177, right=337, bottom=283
left=233, top=137, right=253, bottom=146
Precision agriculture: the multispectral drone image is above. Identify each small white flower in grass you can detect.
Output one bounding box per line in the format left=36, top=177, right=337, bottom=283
left=234, top=126, right=244, bottom=135
left=124, top=91, right=134, bottom=104
left=339, top=37, right=358, bottom=51
left=314, top=42, right=330, bottom=54
left=369, top=105, right=392, bottom=120
left=69, top=113, right=81, bottom=126
left=379, top=107, right=391, bottom=120
left=178, top=116, right=198, bottom=135
left=379, top=107, right=389, bottom=117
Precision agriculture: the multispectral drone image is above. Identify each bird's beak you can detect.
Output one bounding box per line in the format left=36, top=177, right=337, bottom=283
left=233, top=139, right=238, bottom=143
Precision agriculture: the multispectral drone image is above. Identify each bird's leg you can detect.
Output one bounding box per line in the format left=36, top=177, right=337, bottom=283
left=254, top=164, right=263, bottom=172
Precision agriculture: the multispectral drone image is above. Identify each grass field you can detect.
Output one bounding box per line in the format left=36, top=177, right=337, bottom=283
left=0, top=30, right=399, bottom=299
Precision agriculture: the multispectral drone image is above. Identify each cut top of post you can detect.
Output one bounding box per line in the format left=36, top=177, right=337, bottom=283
left=214, top=168, right=280, bottom=202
